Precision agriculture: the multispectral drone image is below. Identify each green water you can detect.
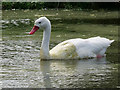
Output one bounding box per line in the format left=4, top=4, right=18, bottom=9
left=1, top=9, right=119, bottom=88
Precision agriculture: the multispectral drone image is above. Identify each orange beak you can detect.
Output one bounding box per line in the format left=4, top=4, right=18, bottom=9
left=29, top=26, right=39, bottom=35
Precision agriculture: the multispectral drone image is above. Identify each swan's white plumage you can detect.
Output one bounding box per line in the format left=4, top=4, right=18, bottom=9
left=29, top=17, right=114, bottom=60
left=50, top=36, right=114, bottom=59
left=50, top=41, right=78, bottom=59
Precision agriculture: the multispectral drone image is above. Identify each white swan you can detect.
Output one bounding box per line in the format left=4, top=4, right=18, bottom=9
left=29, top=17, right=114, bottom=60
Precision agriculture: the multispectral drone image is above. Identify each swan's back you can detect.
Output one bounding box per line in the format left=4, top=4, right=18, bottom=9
left=50, top=37, right=114, bottom=59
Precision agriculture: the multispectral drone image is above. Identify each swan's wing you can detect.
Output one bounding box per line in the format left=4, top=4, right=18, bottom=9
left=68, top=37, right=114, bottom=58
left=50, top=37, right=114, bottom=59
left=50, top=41, right=79, bottom=59
left=68, top=39, right=96, bottom=58
left=87, top=37, right=114, bottom=54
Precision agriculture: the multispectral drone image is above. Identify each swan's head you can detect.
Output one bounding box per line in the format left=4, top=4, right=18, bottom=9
left=29, top=17, right=50, bottom=35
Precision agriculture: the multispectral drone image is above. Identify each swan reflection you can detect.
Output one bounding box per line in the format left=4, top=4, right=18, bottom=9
left=40, top=57, right=117, bottom=88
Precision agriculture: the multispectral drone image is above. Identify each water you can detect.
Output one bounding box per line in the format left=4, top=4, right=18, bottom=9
left=1, top=10, right=119, bottom=88
left=1, top=42, right=119, bottom=88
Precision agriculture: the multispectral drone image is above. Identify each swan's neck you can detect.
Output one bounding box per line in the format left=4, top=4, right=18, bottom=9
left=40, top=25, right=51, bottom=59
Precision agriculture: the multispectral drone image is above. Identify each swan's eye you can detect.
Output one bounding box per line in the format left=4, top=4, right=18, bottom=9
left=39, top=22, right=41, bottom=24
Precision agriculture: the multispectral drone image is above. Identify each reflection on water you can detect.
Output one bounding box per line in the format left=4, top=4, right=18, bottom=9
left=1, top=40, right=118, bottom=88
left=40, top=57, right=118, bottom=88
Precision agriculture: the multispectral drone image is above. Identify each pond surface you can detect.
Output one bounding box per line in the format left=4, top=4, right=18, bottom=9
left=1, top=10, right=119, bottom=88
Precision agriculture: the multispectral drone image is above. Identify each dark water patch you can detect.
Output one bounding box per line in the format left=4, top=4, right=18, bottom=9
left=51, top=18, right=119, bottom=25
left=107, top=53, right=119, bottom=63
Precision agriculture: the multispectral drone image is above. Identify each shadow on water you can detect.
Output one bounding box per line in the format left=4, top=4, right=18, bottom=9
left=52, top=18, right=119, bottom=25
left=40, top=57, right=118, bottom=88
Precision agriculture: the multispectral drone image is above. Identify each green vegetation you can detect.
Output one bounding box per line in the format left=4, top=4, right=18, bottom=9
left=2, top=2, right=118, bottom=10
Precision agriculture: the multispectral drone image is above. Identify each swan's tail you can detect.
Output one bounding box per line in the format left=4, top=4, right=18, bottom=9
left=110, top=40, right=114, bottom=43
left=107, top=39, right=114, bottom=47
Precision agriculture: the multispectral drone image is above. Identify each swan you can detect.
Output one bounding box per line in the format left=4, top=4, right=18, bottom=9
left=29, top=17, right=114, bottom=60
